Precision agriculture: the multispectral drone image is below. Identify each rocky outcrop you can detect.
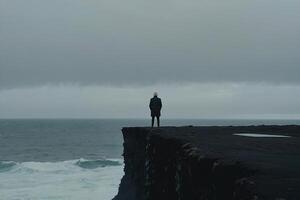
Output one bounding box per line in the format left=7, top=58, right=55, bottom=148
left=113, top=126, right=300, bottom=200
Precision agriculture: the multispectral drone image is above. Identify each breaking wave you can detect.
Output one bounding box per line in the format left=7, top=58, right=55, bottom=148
left=0, top=159, right=122, bottom=173
left=0, top=159, right=124, bottom=200
left=0, top=161, right=16, bottom=172
left=76, top=159, right=122, bottom=169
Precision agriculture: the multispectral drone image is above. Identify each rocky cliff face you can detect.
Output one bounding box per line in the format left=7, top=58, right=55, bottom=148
left=112, top=127, right=265, bottom=200
left=113, top=126, right=300, bottom=200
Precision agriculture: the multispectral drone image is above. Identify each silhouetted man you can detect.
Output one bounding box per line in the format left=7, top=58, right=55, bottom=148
left=149, top=92, right=162, bottom=127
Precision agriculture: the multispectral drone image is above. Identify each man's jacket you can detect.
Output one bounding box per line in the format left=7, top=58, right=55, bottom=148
left=149, top=97, right=162, bottom=117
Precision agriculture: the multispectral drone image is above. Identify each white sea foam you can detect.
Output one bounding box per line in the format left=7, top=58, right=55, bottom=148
left=0, top=159, right=124, bottom=200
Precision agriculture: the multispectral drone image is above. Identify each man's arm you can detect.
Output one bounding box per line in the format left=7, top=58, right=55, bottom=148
left=159, top=99, right=162, bottom=109
left=149, top=99, right=152, bottom=110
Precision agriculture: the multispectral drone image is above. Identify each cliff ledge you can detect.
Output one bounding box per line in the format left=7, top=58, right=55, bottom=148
left=113, top=126, right=300, bottom=200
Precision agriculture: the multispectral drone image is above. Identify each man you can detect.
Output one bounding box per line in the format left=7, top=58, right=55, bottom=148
left=149, top=92, right=162, bottom=127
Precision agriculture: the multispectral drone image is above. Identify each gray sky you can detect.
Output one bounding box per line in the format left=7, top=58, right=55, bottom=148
left=0, top=0, right=300, bottom=118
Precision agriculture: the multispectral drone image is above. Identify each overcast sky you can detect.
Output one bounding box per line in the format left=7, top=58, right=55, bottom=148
left=0, top=0, right=300, bottom=118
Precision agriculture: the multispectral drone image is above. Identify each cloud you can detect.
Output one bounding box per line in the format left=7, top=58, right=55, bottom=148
left=1, top=0, right=300, bottom=89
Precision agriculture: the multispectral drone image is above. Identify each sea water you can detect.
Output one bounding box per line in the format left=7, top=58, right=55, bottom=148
left=1, top=119, right=299, bottom=200
left=0, top=159, right=123, bottom=200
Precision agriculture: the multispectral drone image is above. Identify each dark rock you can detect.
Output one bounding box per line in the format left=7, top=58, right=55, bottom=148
left=113, top=126, right=300, bottom=200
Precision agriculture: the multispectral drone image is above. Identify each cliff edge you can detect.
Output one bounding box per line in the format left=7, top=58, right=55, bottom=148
left=113, top=126, right=300, bottom=200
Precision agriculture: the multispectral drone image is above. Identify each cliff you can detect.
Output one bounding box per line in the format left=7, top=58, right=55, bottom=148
left=113, top=126, right=300, bottom=200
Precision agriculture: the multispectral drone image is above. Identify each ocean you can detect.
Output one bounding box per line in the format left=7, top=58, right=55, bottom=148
left=1, top=119, right=300, bottom=200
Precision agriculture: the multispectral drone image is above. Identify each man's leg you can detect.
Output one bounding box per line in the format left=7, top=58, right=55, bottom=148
left=157, top=116, right=160, bottom=127
left=151, top=116, right=154, bottom=127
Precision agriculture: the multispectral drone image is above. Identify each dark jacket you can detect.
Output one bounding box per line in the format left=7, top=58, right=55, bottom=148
left=149, top=96, right=162, bottom=117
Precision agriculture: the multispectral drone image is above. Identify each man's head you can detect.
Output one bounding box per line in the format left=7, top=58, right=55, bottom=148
left=153, top=92, right=158, bottom=97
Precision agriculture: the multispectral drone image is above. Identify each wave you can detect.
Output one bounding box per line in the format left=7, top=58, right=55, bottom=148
left=0, top=158, right=124, bottom=200
left=0, top=161, right=17, bottom=172
left=76, top=159, right=122, bottom=169
left=0, top=158, right=123, bottom=173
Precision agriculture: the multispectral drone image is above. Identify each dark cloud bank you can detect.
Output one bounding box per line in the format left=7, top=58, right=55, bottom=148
left=1, top=0, right=300, bottom=89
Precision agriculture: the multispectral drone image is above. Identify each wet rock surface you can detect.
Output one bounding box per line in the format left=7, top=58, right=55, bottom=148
left=113, top=126, right=300, bottom=200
